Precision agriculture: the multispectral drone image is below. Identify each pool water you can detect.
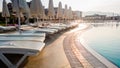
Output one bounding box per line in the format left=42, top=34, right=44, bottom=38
left=80, top=23, right=120, bottom=67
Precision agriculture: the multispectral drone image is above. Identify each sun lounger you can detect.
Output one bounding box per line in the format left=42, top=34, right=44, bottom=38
left=20, top=25, right=35, bottom=31
left=0, top=40, right=45, bottom=68
left=2, top=33, right=46, bottom=37
left=0, top=33, right=46, bottom=68
left=29, top=23, right=37, bottom=26
left=34, top=28, right=58, bottom=34
left=0, top=33, right=46, bottom=42
left=0, top=37, right=45, bottom=42
left=0, top=26, right=16, bottom=30
left=0, top=26, right=16, bottom=33
left=48, top=26, right=66, bottom=31
left=41, top=28, right=58, bottom=33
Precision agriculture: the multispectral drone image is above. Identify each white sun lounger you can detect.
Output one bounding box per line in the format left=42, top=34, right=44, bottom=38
left=41, top=28, right=58, bottom=33
left=11, top=32, right=46, bottom=37
left=0, top=37, right=45, bottom=42
left=34, top=29, right=58, bottom=34
left=0, top=26, right=16, bottom=30
left=0, top=33, right=46, bottom=42
left=0, top=33, right=46, bottom=68
left=48, top=26, right=66, bottom=31
left=0, top=41, right=45, bottom=68
left=0, top=33, right=46, bottom=37
left=0, top=26, right=16, bottom=33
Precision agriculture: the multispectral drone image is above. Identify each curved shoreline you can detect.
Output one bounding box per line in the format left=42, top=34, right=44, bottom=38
left=78, top=24, right=118, bottom=68
left=80, top=37, right=118, bottom=68
left=63, top=23, right=118, bottom=68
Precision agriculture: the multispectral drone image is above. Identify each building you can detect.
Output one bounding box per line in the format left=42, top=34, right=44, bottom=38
left=83, top=14, right=106, bottom=20
left=73, top=11, right=82, bottom=19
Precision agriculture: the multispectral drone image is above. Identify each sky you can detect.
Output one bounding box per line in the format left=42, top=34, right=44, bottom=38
left=0, top=0, right=120, bottom=14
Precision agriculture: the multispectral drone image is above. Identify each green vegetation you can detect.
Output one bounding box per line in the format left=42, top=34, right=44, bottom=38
left=0, top=21, right=5, bottom=26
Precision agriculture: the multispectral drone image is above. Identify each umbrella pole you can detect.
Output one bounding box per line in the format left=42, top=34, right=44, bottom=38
left=43, top=19, right=44, bottom=22
left=42, top=15, right=44, bottom=23
left=18, top=14, right=21, bottom=34
left=59, top=18, right=60, bottom=23
left=27, top=18, right=29, bottom=25
left=5, top=17, right=7, bottom=26
left=25, top=17, right=29, bottom=25
left=17, top=0, right=21, bottom=34
left=36, top=17, right=39, bottom=27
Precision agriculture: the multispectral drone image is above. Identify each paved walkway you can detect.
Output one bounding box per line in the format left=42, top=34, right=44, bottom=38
left=63, top=31, right=107, bottom=68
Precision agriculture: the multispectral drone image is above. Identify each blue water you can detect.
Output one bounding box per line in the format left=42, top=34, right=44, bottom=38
left=81, top=23, right=120, bottom=67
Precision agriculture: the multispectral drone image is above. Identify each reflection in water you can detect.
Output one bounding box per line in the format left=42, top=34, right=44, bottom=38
left=81, top=22, right=120, bottom=67
left=91, top=22, right=120, bottom=28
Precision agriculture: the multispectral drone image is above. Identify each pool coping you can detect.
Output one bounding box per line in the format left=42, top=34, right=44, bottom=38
left=79, top=28, right=118, bottom=68
left=63, top=24, right=108, bottom=68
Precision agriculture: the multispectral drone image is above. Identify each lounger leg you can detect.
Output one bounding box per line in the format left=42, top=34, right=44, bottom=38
left=0, top=53, right=28, bottom=68
left=0, top=53, right=14, bottom=68
left=16, top=54, right=28, bottom=68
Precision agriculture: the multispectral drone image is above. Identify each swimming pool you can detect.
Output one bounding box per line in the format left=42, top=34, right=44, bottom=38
left=80, top=22, right=120, bottom=67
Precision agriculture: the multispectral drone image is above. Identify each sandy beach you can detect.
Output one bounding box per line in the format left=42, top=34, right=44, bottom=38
left=24, top=24, right=117, bottom=68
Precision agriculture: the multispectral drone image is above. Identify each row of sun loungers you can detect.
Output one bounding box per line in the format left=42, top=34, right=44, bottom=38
left=35, top=23, right=78, bottom=35
left=0, top=22, right=78, bottom=68
left=22, top=23, right=70, bottom=35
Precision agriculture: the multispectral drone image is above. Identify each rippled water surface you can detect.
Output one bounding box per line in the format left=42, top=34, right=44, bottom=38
left=81, top=22, right=120, bottom=67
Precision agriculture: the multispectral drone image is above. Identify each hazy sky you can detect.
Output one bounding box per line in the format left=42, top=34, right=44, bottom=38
left=0, top=0, right=120, bottom=13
